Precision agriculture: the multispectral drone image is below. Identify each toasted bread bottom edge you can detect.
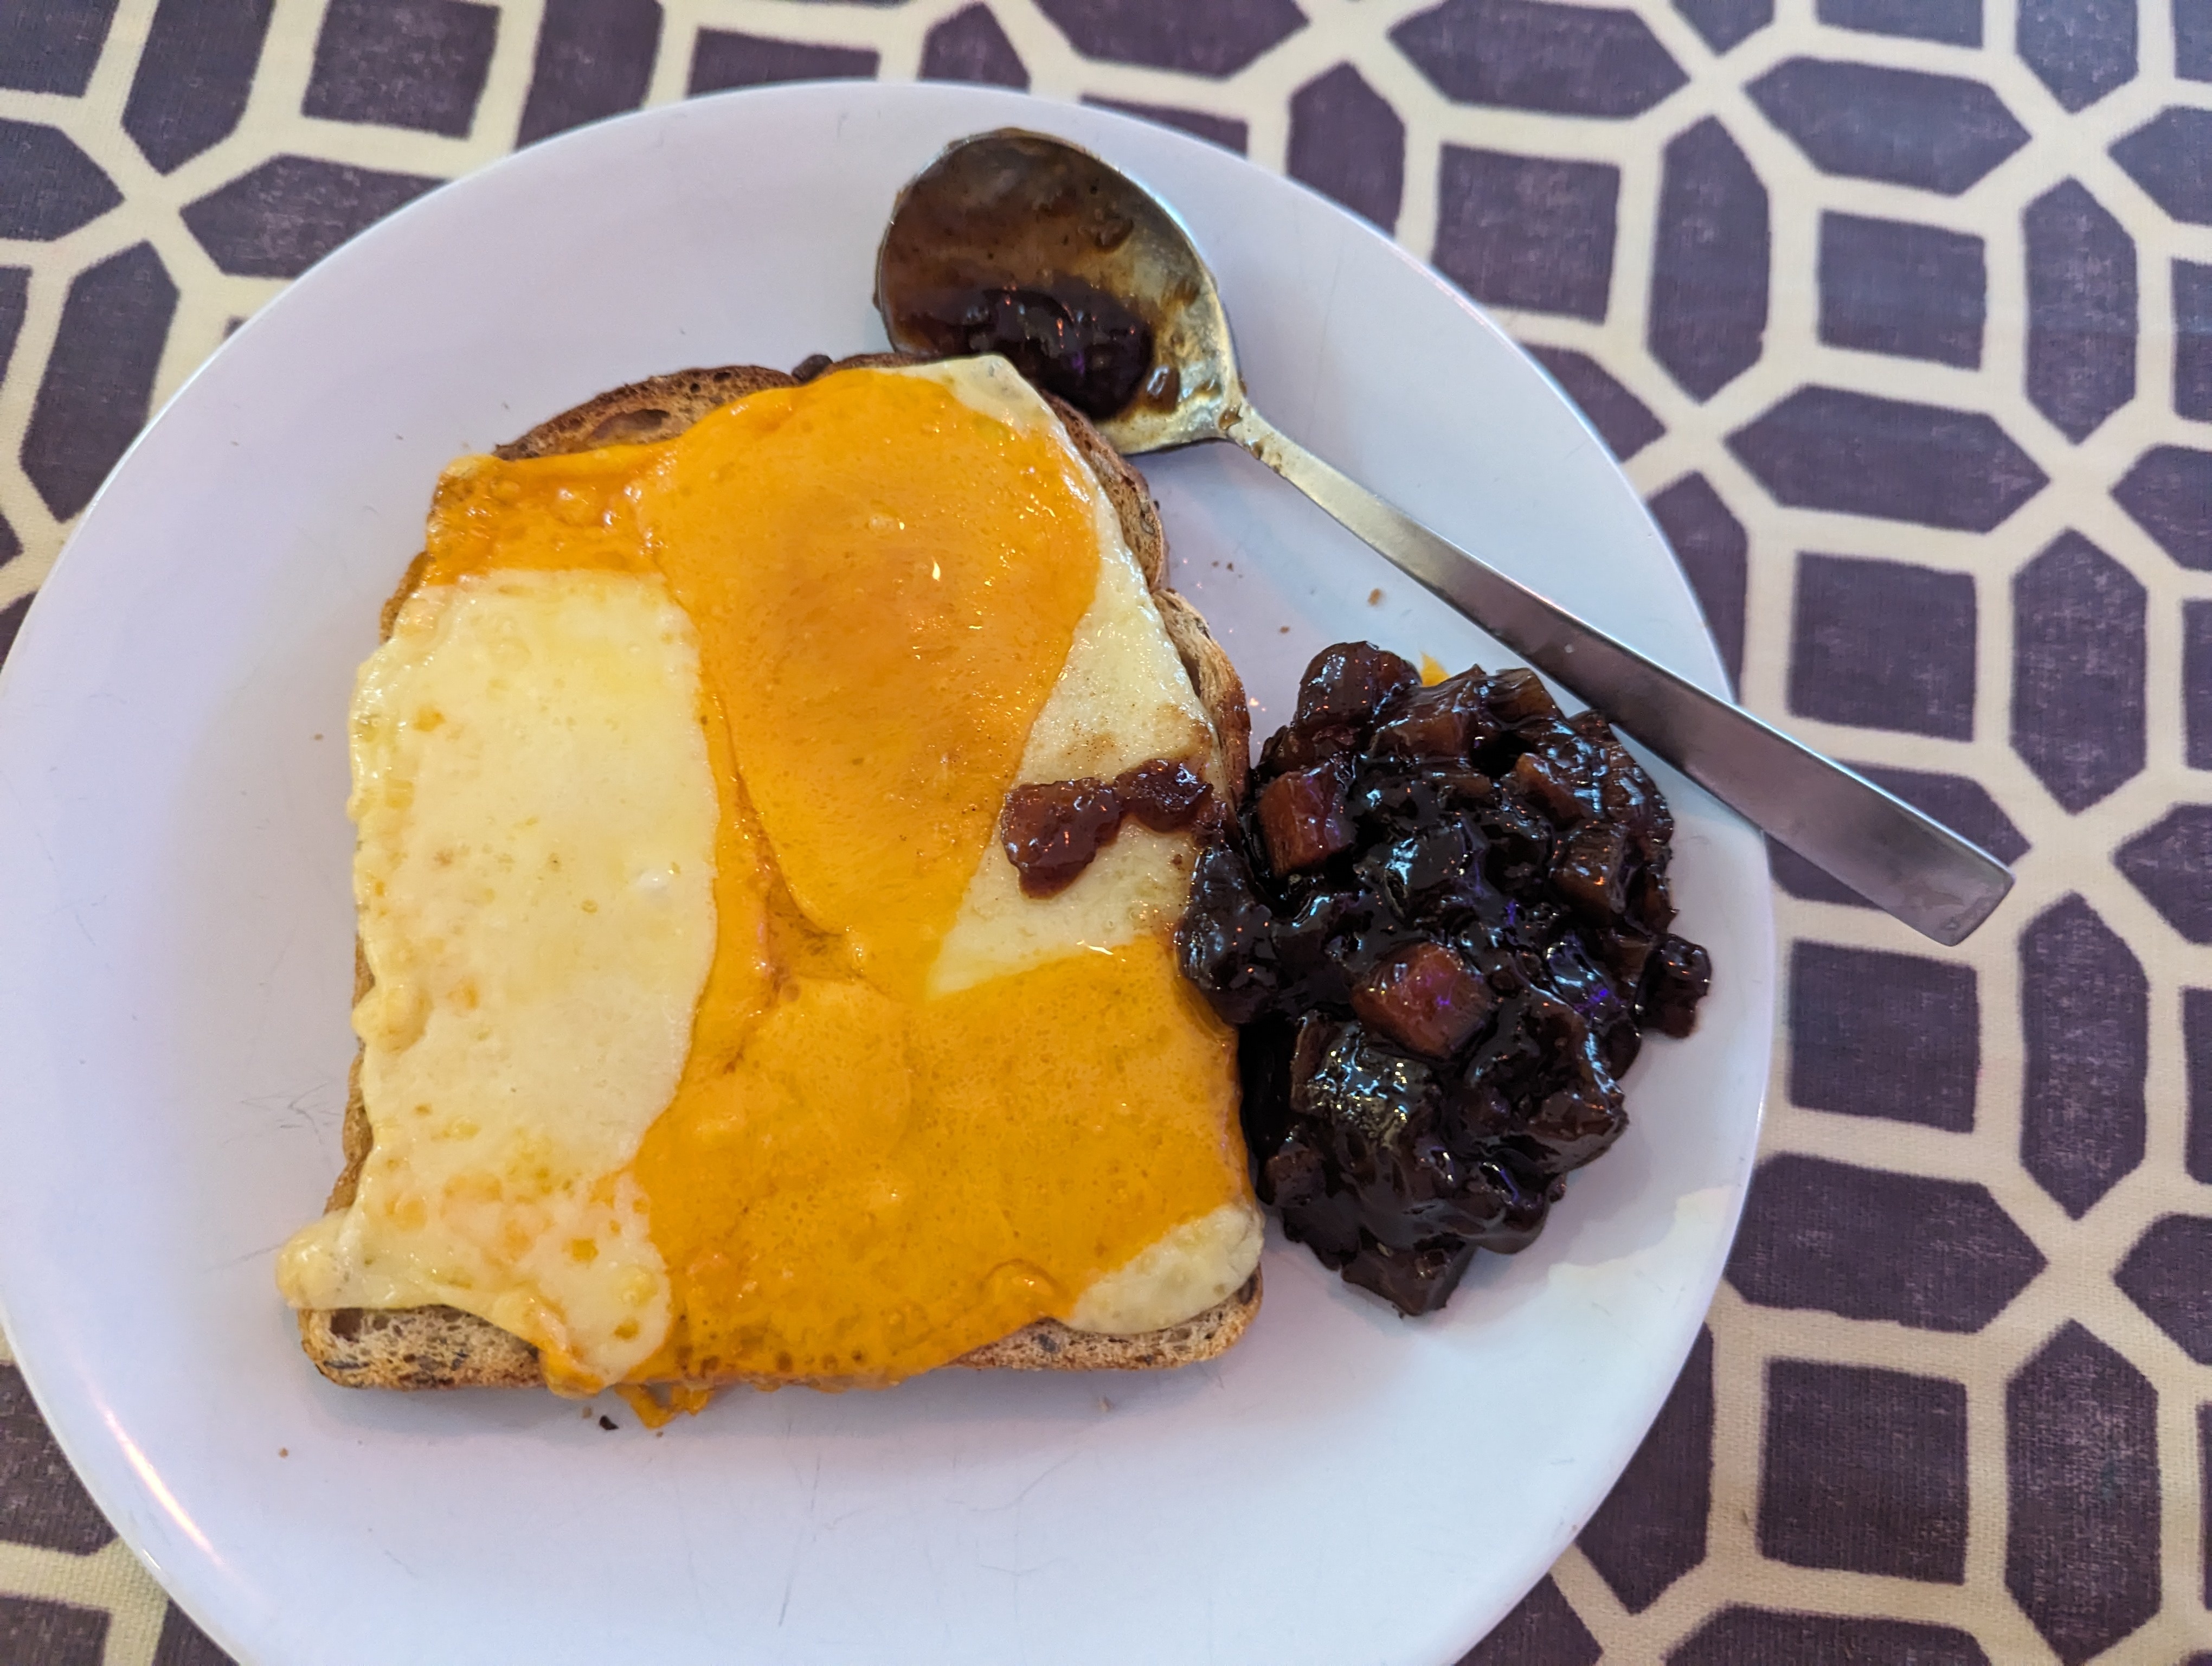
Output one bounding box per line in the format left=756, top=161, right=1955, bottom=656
left=297, top=1271, right=1262, bottom=1391
left=300, top=353, right=1256, bottom=1392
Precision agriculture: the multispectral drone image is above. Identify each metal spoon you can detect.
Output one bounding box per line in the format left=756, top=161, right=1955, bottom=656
left=874, top=129, right=2015, bottom=947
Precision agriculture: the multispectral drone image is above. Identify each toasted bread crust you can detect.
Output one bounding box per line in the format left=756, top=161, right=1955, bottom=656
left=300, top=1271, right=1263, bottom=1392
left=493, top=362, right=801, bottom=457
left=303, top=355, right=1255, bottom=1392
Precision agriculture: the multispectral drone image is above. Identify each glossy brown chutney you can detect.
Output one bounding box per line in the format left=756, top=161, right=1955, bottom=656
left=895, top=280, right=1154, bottom=418
left=1001, top=760, right=1216, bottom=896
left=1176, top=643, right=1712, bottom=1316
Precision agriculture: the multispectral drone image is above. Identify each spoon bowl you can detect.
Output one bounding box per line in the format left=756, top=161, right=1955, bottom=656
left=877, top=128, right=2016, bottom=946
left=877, top=129, right=1240, bottom=452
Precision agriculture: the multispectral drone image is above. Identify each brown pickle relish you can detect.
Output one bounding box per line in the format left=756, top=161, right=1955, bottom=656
left=1176, top=643, right=1710, bottom=1316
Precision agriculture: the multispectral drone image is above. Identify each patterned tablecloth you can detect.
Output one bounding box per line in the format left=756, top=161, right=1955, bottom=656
left=2, top=0, right=2209, bottom=1659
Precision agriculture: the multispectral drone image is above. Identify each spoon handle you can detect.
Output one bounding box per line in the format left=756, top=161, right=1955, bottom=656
left=1223, top=405, right=2014, bottom=947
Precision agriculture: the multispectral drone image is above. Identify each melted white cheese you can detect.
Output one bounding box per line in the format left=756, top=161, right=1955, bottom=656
left=1066, top=1201, right=1264, bottom=1334
left=277, top=568, right=719, bottom=1391
left=917, top=358, right=1256, bottom=1331
left=925, top=358, right=1218, bottom=1001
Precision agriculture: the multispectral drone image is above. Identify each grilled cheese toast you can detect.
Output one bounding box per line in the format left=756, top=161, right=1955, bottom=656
left=281, top=355, right=1262, bottom=1400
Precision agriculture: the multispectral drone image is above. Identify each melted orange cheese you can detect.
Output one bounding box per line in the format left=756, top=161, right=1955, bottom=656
left=416, top=366, right=1248, bottom=1387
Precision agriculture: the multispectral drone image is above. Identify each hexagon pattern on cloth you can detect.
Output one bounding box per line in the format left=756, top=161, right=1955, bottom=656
left=0, top=2, right=2209, bottom=1662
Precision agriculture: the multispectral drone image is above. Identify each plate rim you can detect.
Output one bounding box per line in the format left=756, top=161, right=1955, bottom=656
left=0, top=79, right=1774, bottom=1666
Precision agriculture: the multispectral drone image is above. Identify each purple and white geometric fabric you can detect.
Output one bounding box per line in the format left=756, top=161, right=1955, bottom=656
left=2, top=1, right=2209, bottom=1658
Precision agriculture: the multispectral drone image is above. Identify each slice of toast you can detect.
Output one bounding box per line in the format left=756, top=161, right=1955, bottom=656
left=300, top=354, right=1259, bottom=1391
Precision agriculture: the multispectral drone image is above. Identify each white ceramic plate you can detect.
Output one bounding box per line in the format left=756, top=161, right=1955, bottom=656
left=0, top=84, right=1772, bottom=1666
